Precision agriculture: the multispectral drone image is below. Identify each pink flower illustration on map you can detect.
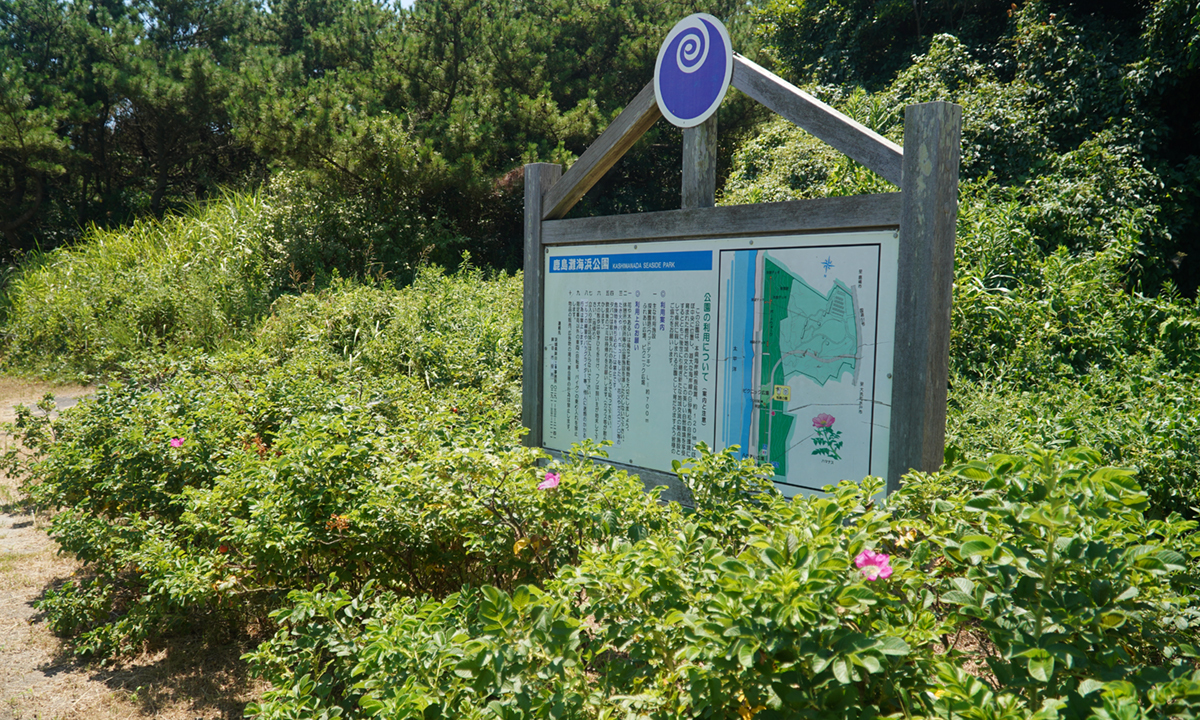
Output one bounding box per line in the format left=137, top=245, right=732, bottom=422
left=811, top=414, right=842, bottom=460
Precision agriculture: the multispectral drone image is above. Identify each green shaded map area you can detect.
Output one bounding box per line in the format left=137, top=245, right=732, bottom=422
left=757, top=256, right=858, bottom=475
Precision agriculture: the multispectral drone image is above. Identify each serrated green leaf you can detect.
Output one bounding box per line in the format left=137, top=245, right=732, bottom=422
left=950, top=577, right=975, bottom=593
left=1077, top=678, right=1104, bottom=696
left=831, top=657, right=851, bottom=684
left=942, top=590, right=977, bottom=606
left=720, top=560, right=749, bottom=576
left=761, top=547, right=786, bottom=571
left=964, top=497, right=995, bottom=511
left=1085, top=466, right=1138, bottom=487
left=737, top=641, right=757, bottom=668
left=811, top=653, right=833, bottom=674
left=960, top=535, right=997, bottom=559
left=954, top=464, right=992, bottom=481
left=1028, top=654, right=1054, bottom=682
left=932, top=499, right=955, bottom=514
left=876, top=636, right=910, bottom=656
left=1100, top=612, right=1127, bottom=629
left=1134, top=555, right=1167, bottom=572
left=837, top=586, right=875, bottom=606
left=1155, top=549, right=1188, bottom=571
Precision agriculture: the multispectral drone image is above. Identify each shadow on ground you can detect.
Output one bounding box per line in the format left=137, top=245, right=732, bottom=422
left=0, top=377, right=266, bottom=719
left=32, top=606, right=265, bottom=720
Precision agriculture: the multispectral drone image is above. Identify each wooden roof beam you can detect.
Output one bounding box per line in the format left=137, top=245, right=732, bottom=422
left=541, top=81, right=662, bottom=221
left=731, top=54, right=903, bottom=186
left=540, top=54, right=904, bottom=220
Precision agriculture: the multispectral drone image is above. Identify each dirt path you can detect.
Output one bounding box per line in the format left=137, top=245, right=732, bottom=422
left=0, top=379, right=264, bottom=720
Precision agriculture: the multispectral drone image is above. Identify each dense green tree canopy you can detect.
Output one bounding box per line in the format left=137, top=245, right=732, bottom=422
left=0, top=0, right=763, bottom=270
left=2, top=0, right=1200, bottom=290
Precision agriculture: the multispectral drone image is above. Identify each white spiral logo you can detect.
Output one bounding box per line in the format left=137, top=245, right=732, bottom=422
left=655, top=13, right=733, bottom=127
left=675, top=22, right=710, bottom=74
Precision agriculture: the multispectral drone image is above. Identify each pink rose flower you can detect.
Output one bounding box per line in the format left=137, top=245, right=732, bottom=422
left=812, top=413, right=836, bottom=429
left=855, top=550, right=893, bottom=581
left=169, top=437, right=185, bottom=448
left=538, top=472, right=560, bottom=490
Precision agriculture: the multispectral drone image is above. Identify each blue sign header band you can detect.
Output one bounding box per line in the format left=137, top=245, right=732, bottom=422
left=549, top=250, right=712, bottom=273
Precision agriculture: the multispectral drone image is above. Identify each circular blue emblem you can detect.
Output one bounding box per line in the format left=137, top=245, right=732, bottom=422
left=654, top=14, right=733, bottom=128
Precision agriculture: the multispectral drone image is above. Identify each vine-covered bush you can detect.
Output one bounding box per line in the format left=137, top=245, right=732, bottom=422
left=947, top=184, right=1200, bottom=516
left=720, top=30, right=1200, bottom=517
left=254, top=265, right=524, bottom=392
left=0, top=180, right=484, bottom=381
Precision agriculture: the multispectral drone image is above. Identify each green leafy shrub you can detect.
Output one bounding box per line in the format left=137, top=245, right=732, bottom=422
left=948, top=179, right=1200, bottom=516
left=7, top=267, right=549, bottom=657
left=7, top=267, right=671, bottom=657
left=13, top=351, right=671, bottom=657
left=243, top=447, right=1200, bottom=719
left=0, top=176, right=488, bottom=381
left=254, top=264, right=524, bottom=392
left=254, top=169, right=472, bottom=293
left=948, top=367, right=1200, bottom=518
left=925, top=450, right=1200, bottom=702
left=720, top=29, right=1200, bottom=518
left=10, top=263, right=1200, bottom=714
left=246, top=471, right=930, bottom=719
left=720, top=89, right=898, bottom=206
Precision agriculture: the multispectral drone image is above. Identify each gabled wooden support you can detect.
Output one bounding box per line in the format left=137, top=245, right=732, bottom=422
left=541, top=82, right=661, bottom=221
left=891, top=102, right=961, bottom=489
left=682, top=115, right=718, bottom=209
left=540, top=53, right=904, bottom=220
left=730, top=55, right=903, bottom=186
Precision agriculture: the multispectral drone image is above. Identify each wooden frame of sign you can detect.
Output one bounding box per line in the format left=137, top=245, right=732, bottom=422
left=524, top=54, right=961, bottom=496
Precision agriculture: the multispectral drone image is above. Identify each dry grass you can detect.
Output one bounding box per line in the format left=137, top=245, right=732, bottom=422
left=0, top=378, right=90, bottom=422
left=0, top=377, right=267, bottom=720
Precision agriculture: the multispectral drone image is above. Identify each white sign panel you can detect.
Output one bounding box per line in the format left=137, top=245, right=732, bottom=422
left=542, top=231, right=898, bottom=496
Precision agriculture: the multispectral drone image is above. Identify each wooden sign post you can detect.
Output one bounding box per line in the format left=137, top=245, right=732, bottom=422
left=523, top=16, right=960, bottom=496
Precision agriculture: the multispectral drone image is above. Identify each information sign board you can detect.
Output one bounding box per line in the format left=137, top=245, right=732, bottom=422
left=541, top=230, right=898, bottom=496
left=524, top=21, right=959, bottom=494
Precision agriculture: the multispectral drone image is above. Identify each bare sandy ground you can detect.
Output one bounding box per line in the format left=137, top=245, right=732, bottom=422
left=0, top=379, right=264, bottom=720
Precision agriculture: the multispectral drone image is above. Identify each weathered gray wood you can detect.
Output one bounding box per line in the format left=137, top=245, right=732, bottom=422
left=523, top=162, right=562, bottom=448
left=541, top=81, right=661, bottom=221
left=887, top=102, right=961, bottom=492
left=682, top=115, right=718, bottom=209
left=542, top=193, right=901, bottom=246
left=731, top=54, right=903, bottom=186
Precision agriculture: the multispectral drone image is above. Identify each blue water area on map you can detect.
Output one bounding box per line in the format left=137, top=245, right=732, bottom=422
left=722, top=250, right=756, bottom=456
left=549, top=250, right=712, bottom=273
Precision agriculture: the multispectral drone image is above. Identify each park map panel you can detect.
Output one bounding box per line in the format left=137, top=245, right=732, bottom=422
left=543, top=231, right=897, bottom=496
